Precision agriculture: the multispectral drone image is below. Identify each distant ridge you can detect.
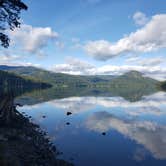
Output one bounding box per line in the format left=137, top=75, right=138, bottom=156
left=0, top=65, right=159, bottom=88
left=123, top=70, right=143, bottom=77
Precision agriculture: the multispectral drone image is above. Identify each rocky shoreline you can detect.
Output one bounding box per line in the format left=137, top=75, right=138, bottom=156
left=0, top=95, right=73, bottom=166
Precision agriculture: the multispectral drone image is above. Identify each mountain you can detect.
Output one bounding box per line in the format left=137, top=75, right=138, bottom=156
left=0, top=65, right=89, bottom=86
left=109, top=71, right=158, bottom=87
left=13, top=72, right=159, bottom=104
left=0, top=65, right=161, bottom=102
left=0, top=65, right=116, bottom=87
left=0, top=65, right=159, bottom=89
left=0, top=70, right=51, bottom=90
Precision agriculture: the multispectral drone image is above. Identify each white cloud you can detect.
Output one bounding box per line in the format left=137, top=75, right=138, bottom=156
left=0, top=54, right=20, bottom=62
left=133, top=11, right=149, bottom=26
left=49, top=97, right=95, bottom=114
left=0, top=50, right=23, bottom=64
left=52, top=57, right=95, bottom=75
left=125, top=56, right=164, bottom=67
left=51, top=57, right=166, bottom=80
left=137, top=57, right=163, bottom=66
left=84, top=14, right=166, bottom=60
left=92, top=65, right=166, bottom=80
left=9, top=24, right=58, bottom=55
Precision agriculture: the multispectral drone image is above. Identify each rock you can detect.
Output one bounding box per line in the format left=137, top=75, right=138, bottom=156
left=102, top=132, right=106, bottom=136
left=15, top=103, right=23, bottom=107
left=66, top=112, right=72, bottom=116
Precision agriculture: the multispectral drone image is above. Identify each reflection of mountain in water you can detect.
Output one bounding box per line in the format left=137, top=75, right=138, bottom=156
left=0, top=90, right=73, bottom=166
left=45, top=92, right=166, bottom=115
left=15, top=85, right=159, bottom=106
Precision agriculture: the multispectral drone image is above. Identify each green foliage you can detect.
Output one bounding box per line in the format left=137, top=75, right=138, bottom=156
left=0, top=70, right=51, bottom=90
left=0, top=0, right=27, bottom=47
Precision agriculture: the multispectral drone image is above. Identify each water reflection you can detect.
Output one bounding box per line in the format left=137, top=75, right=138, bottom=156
left=2, top=87, right=166, bottom=166
left=15, top=85, right=158, bottom=105
left=47, top=93, right=166, bottom=115
left=85, top=111, right=166, bottom=160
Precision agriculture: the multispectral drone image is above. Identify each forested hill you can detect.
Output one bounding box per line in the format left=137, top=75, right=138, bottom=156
left=0, top=65, right=160, bottom=89
left=0, top=70, right=51, bottom=89
left=0, top=65, right=91, bottom=86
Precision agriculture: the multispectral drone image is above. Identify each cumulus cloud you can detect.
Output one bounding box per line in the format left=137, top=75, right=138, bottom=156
left=9, top=24, right=58, bottom=55
left=133, top=11, right=149, bottom=26
left=52, top=57, right=95, bottom=75
left=84, top=14, right=166, bottom=60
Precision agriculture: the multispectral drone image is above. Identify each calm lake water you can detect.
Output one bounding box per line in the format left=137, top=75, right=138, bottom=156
left=11, top=87, right=166, bottom=166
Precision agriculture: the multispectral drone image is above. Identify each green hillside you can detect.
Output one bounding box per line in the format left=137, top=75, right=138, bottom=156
left=0, top=66, right=161, bottom=103
left=0, top=66, right=91, bottom=87
left=0, top=70, right=51, bottom=89
left=0, top=66, right=159, bottom=89
left=106, top=71, right=158, bottom=88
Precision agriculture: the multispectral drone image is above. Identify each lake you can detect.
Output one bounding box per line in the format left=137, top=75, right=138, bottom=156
left=1, top=87, right=166, bottom=165
left=0, top=89, right=166, bottom=166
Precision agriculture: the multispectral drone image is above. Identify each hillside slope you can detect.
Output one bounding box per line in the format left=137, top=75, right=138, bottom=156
left=0, top=65, right=159, bottom=89
left=0, top=70, right=51, bottom=89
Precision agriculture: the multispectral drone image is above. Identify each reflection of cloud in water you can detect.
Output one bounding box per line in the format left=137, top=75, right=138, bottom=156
left=133, top=147, right=148, bottom=162
left=143, top=92, right=166, bottom=102
left=85, top=111, right=166, bottom=160
left=49, top=92, right=166, bottom=115
left=49, top=97, right=96, bottom=113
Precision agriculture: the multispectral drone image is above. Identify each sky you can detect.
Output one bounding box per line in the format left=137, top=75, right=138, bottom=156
left=0, top=0, right=166, bottom=80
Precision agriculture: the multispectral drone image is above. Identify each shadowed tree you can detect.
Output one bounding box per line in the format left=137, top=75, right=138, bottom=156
left=0, top=0, right=27, bottom=48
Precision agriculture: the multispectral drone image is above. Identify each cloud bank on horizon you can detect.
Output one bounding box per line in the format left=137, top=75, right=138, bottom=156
left=52, top=56, right=166, bottom=80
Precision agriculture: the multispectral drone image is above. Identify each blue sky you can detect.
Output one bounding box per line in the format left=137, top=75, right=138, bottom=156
left=0, top=0, right=166, bottom=80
